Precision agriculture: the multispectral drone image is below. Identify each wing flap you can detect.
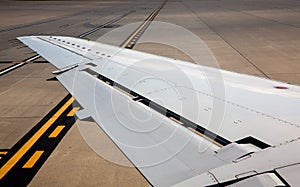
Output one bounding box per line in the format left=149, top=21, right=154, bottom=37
left=57, top=68, right=226, bottom=186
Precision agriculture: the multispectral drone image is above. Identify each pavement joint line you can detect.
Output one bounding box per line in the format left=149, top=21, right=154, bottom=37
left=22, top=151, right=44, bottom=169
left=0, top=97, right=74, bottom=180
left=181, top=1, right=270, bottom=79
left=49, top=125, right=65, bottom=138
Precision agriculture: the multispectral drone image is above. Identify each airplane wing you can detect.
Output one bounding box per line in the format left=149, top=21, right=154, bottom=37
left=18, top=36, right=300, bottom=186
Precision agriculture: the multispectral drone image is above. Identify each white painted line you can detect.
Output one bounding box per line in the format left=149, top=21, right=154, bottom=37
left=0, top=63, right=25, bottom=75
left=25, top=55, right=40, bottom=62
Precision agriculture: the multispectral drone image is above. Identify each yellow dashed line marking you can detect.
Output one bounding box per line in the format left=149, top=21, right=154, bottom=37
left=0, top=151, right=8, bottom=155
left=0, top=2, right=165, bottom=181
left=120, top=9, right=158, bottom=48
left=67, top=107, right=80, bottom=117
left=0, top=97, right=74, bottom=179
left=23, top=151, right=44, bottom=168
left=49, top=125, right=65, bottom=138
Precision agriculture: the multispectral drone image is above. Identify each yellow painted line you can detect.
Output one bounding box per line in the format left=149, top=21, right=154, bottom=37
left=22, top=151, right=44, bottom=168
left=0, top=157, right=2, bottom=160
left=0, top=151, right=8, bottom=155
left=49, top=125, right=65, bottom=138
left=120, top=9, right=158, bottom=48
left=120, top=22, right=147, bottom=48
left=0, top=97, right=74, bottom=179
left=67, top=107, right=80, bottom=117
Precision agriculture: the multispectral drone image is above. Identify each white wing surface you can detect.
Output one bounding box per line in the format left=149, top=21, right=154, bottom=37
left=18, top=36, right=300, bottom=186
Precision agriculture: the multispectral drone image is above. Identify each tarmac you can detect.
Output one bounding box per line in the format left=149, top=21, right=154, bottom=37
left=0, top=0, right=299, bottom=186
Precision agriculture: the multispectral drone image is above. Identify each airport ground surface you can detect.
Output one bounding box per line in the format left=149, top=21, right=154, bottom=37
left=0, top=0, right=299, bottom=186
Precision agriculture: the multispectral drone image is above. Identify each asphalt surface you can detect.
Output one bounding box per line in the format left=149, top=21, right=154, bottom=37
left=0, top=0, right=299, bottom=186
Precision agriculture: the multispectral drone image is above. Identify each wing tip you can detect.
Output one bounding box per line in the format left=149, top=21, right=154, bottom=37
left=17, top=35, right=41, bottom=47
left=17, top=35, right=35, bottom=41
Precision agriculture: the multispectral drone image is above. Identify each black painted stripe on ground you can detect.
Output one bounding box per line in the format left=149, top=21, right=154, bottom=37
left=120, top=0, right=167, bottom=49
left=32, top=61, right=48, bottom=64
left=0, top=64, right=20, bottom=72
left=0, top=5, right=151, bottom=177
left=0, top=10, right=134, bottom=76
left=0, top=150, right=9, bottom=161
left=23, top=55, right=41, bottom=62
left=78, top=10, right=135, bottom=38
left=0, top=94, right=76, bottom=186
left=0, top=63, right=26, bottom=76
left=0, top=2, right=165, bottom=186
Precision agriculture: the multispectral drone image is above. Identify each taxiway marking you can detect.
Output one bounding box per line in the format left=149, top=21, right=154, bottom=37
left=0, top=97, right=74, bottom=179
left=49, top=125, right=65, bottom=138
left=67, top=107, right=80, bottom=117
left=0, top=1, right=165, bottom=183
left=22, top=151, right=44, bottom=169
